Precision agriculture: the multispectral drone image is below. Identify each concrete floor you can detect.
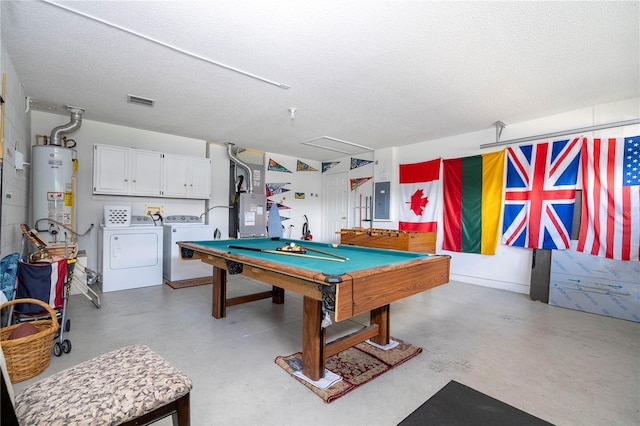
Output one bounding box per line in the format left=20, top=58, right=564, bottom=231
left=11, top=278, right=640, bottom=426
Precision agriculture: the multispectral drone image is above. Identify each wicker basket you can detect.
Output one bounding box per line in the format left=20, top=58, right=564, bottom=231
left=0, top=298, right=59, bottom=383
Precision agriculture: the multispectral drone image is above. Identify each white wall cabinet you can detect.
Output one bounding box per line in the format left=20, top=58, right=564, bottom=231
left=93, top=144, right=129, bottom=194
left=130, top=149, right=164, bottom=195
left=93, top=144, right=211, bottom=199
left=163, top=154, right=211, bottom=199
left=93, top=144, right=163, bottom=196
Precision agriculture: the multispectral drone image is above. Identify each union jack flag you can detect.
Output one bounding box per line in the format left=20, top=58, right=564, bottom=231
left=502, top=138, right=582, bottom=249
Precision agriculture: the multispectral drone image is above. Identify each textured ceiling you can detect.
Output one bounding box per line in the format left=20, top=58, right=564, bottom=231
left=2, top=1, right=639, bottom=161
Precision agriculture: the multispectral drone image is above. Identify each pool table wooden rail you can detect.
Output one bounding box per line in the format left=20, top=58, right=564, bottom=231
left=333, top=254, right=449, bottom=321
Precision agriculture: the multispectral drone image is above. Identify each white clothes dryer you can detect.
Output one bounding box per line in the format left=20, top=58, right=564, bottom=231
left=99, top=216, right=163, bottom=292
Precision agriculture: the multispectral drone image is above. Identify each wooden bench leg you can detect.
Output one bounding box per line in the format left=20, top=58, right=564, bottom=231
left=173, top=393, right=190, bottom=426
left=121, top=392, right=190, bottom=426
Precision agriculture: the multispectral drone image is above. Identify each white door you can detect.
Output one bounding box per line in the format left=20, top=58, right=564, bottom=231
left=163, top=155, right=188, bottom=197
left=322, top=172, right=349, bottom=243
left=131, top=150, right=163, bottom=195
left=93, top=144, right=129, bottom=194
left=189, top=158, right=212, bottom=199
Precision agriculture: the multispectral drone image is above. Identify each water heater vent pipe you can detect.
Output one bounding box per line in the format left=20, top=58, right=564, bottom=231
left=50, top=105, right=84, bottom=146
left=226, top=142, right=253, bottom=193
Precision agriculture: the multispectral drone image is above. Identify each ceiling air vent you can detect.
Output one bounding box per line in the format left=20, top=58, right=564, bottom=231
left=127, top=94, right=155, bottom=107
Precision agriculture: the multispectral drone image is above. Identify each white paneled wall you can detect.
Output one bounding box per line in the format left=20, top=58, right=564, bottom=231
left=1, top=43, right=31, bottom=256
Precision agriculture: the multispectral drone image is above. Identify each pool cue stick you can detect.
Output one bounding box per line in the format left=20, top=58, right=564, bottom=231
left=358, top=194, right=361, bottom=228
left=227, top=245, right=345, bottom=262
left=285, top=243, right=349, bottom=260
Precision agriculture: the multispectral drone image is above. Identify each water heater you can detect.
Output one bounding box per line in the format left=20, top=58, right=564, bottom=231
left=238, top=193, right=267, bottom=238
left=31, top=145, right=76, bottom=241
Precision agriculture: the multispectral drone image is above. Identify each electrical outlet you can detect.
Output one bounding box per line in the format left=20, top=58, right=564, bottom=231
left=145, top=204, right=163, bottom=215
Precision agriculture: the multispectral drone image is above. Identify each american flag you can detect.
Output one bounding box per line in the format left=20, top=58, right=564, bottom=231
left=502, top=138, right=582, bottom=250
left=577, top=136, right=640, bottom=261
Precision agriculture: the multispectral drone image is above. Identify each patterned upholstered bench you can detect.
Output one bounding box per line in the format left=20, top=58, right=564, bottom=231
left=7, top=345, right=193, bottom=426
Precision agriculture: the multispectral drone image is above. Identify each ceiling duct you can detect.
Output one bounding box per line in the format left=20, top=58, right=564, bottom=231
left=127, top=94, right=156, bottom=107
left=226, top=143, right=253, bottom=193
left=50, top=105, right=84, bottom=146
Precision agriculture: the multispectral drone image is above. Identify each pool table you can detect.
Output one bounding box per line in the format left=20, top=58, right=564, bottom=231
left=178, top=238, right=450, bottom=381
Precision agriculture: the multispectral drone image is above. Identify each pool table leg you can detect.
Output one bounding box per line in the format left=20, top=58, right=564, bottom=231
left=302, top=296, right=325, bottom=381
left=369, top=304, right=391, bottom=346
left=212, top=267, right=285, bottom=319
left=272, top=286, right=285, bottom=304
left=212, top=267, right=227, bottom=319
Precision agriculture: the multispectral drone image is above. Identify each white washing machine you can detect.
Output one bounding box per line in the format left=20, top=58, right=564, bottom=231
left=99, top=216, right=164, bottom=292
left=163, top=215, right=215, bottom=282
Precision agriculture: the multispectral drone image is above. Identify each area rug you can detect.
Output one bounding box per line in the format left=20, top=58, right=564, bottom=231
left=398, top=380, right=554, bottom=426
left=274, top=337, right=421, bottom=403
left=164, top=276, right=212, bottom=289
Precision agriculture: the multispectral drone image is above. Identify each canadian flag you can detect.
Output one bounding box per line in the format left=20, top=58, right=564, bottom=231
left=399, top=158, right=441, bottom=232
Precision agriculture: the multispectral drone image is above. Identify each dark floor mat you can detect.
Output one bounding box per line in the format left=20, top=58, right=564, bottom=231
left=398, top=380, right=554, bottom=426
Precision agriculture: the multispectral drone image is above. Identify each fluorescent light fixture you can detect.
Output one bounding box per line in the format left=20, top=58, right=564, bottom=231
left=301, top=136, right=374, bottom=155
